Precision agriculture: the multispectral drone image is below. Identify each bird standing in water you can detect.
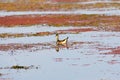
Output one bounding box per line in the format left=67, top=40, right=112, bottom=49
left=56, top=33, right=68, bottom=46
left=55, top=33, right=69, bottom=52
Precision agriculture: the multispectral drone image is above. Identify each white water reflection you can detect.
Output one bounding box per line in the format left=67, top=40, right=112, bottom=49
left=0, top=8, right=120, bottom=16
left=0, top=25, right=78, bottom=34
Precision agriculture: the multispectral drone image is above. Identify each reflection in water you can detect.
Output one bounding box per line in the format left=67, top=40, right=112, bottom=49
left=55, top=44, right=69, bottom=52
left=54, top=57, right=81, bottom=62
left=107, top=60, right=120, bottom=65
left=56, top=45, right=59, bottom=52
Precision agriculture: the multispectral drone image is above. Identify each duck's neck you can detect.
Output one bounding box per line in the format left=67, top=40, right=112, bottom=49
left=56, top=35, right=59, bottom=41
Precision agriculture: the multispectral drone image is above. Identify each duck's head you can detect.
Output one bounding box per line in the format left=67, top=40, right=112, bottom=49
left=56, top=33, right=58, bottom=36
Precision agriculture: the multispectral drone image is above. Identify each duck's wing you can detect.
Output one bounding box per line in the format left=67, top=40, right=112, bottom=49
left=58, top=37, right=68, bottom=42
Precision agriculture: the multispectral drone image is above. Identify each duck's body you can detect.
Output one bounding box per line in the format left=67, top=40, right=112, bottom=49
left=56, top=37, right=68, bottom=45
left=56, top=33, right=68, bottom=45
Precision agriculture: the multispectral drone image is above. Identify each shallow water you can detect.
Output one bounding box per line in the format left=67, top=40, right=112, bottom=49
left=0, top=25, right=79, bottom=34
left=0, top=27, right=120, bottom=80
left=0, top=47, right=120, bottom=80
left=0, top=8, right=120, bottom=16
left=0, top=0, right=120, bottom=79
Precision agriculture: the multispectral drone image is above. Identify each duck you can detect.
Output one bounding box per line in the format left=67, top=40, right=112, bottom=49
left=56, top=33, right=68, bottom=46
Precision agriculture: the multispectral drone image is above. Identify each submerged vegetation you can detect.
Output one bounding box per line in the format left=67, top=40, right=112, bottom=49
left=0, top=32, right=52, bottom=38
left=0, top=2, right=120, bottom=11
left=0, top=65, right=39, bottom=70
left=0, top=14, right=120, bottom=31
left=0, top=27, right=96, bottom=38
left=11, top=65, right=29, bottom=69
left=0, top=73, right=2, bottom=76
